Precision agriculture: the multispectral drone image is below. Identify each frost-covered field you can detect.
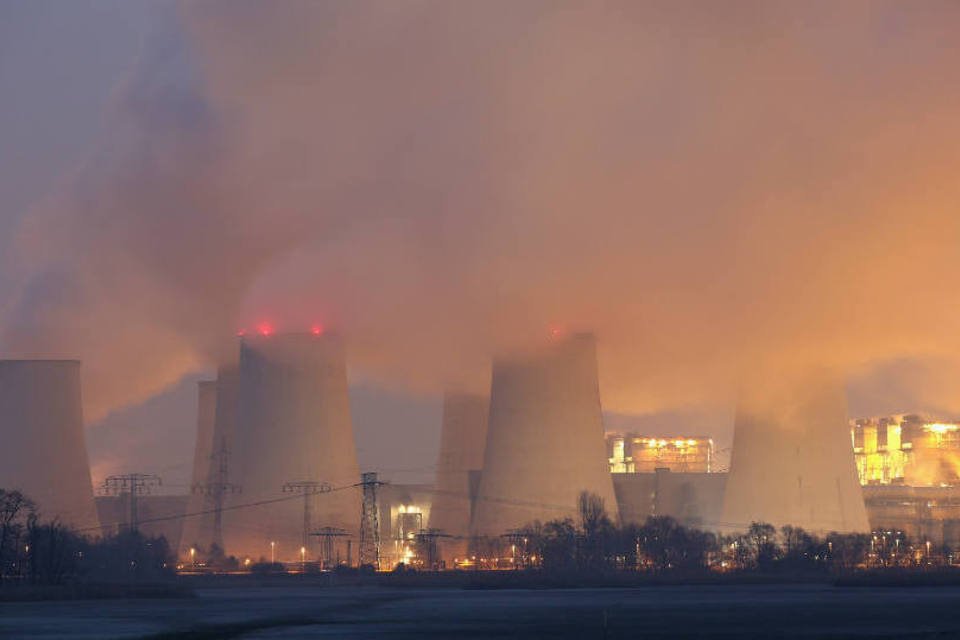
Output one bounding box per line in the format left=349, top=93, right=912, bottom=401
left=2, top=584, right=960, bottom=638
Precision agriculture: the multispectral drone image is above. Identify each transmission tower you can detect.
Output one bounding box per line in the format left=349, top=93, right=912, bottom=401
left=192, top=436, right=240, bottom=550
left=102, top=473, right=161, bottom=533
left=282, top=480, right=332, bottom=554
left=359, top=472, right=383, bottom=569
left=310, top=526, right=349, bottom=570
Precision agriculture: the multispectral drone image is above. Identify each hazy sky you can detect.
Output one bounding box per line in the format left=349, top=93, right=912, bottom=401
left=3, top=1, right=960, bottom=487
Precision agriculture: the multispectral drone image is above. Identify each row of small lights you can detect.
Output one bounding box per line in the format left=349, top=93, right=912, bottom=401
left=188, top=541, right=308, bottom=567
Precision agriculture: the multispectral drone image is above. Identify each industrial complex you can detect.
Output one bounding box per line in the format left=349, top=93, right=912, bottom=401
left=4, top=332, right=960, bottom=570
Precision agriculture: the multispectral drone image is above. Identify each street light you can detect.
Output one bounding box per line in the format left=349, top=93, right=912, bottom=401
left=190, top=547, right=196, bottom=567
left=270, top=541, right=276, bottom=564
left=300, top=546, right=306, bottom=571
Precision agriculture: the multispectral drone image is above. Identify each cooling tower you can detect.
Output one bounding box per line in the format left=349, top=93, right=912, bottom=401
left=429, top=393, right=488, bottom=560
left=472, top=333, right=618, bottom=536
left=223, top=333, right=361, bottom=561
left=0, top=360, right=99, bottom=530
left=721, top=369, right=869, bottom=534
left=178, top=380, right=217, bottom=558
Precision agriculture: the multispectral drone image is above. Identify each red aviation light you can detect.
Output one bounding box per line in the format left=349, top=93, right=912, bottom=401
left=257, top=322, right=275, bottom=336
left=310, top=324, right=324, bottom=336
left=549, top=325, right=564, bottom=340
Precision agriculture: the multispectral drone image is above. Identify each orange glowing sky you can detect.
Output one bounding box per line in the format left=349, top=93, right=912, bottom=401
left=4, top=1, right=960, bottom=483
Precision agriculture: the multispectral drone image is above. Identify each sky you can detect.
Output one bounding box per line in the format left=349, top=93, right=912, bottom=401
left=3, top=1, right=960, bottom=488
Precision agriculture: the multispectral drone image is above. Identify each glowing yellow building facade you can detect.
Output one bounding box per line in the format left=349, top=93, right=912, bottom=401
left=607, top=433, right=713, bottom=474
left=852, top=415, right=960, bottom=487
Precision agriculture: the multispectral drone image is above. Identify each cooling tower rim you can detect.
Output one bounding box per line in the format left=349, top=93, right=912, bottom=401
left=491, top=331, right=597, bottom=366
left=239, top=330, right=343, bottom=341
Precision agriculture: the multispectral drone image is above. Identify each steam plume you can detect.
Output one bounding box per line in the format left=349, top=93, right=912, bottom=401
left=5, top=1, right=960, bottom=423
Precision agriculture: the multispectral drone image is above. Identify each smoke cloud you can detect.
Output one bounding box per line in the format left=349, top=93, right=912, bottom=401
left=4, top=1, right=960, bottom=422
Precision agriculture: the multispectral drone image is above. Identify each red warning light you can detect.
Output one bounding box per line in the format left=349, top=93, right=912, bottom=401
left=310, top=324, right=324, bottom=336
left=257, top=322, right=275, bottom=336
left=549, top=325, right=564, bottom=339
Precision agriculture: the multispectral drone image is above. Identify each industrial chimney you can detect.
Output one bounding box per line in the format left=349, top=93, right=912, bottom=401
left=0, top=360, right=100, bottom=530
left=472, top=333, right=618, bottom=536
left=223, top=333, right=361, bottom=562
left=178, top=380, right=217, bottom=559
left=721, top=368, right=869, bottom=533
left=429, top=392, right=489, bottom=560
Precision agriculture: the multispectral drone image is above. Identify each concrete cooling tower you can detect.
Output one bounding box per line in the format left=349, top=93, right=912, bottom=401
left=0, top=360, right=100, bottom=530
left=472, top=333, right=618, bottom=536
left=222, top=333, right=361, bottom=562
left=721, top=369, right=869, bottom=534
left=429, top=393, right=488, bottom=559
left=178, top=380, right=217, bottom=558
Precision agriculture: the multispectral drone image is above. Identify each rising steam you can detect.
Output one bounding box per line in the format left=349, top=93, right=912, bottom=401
left=4, top=1, right=960, bottom=422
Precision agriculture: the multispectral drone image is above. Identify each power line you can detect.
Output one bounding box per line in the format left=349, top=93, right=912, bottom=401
left=282, top=480, right=332, bottom=554
left=100, top=473, right=161, bottom=533
left=78, top=482, right=360, bottom=536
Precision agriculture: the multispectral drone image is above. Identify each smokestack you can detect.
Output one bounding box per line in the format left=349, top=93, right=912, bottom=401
left=721, top=369, right=869, bottom=533
left=472, top=333, right=617, bottom=536
left=223, top=333, right=361, bottom=561
left=178, top=380, right=217, bottom=558
left=0, top=360, right=99, bottom=530
left=429, top=392, right=488, bottom=558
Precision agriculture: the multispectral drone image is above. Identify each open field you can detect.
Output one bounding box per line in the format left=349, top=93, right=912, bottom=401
left=2, top=583, right=960, bottom=639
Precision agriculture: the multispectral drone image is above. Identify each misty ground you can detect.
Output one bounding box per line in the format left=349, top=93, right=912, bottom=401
left=1, top=583, right=959, bottom=639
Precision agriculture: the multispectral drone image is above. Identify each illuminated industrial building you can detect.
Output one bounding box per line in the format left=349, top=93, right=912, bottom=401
left=376, top=483, right=434, bottom=568
left=852, top=415, right=960, bottom=487
left=607, top=433, right=713, bottom=474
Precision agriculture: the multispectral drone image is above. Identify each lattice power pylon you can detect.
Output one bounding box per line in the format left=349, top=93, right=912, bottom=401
left=192, top=436, right=240, bottom=550
left=311, top=526, right=349, bottom=569
left=282, top=480, right=332, bottom=554
left=101, top=473, right=161, bottom=533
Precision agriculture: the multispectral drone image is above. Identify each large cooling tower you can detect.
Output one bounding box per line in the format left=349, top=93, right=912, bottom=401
left=429, top=392, right=489, bottom=541
left=0, top=360, right=100, bottom=530
left=721, top=370, right=869, bottom=533
left=178, top=380, right=217, bottom=558
left=472, top=333, right=618, bottom=536
left=223, top=333, right=361, bottom=561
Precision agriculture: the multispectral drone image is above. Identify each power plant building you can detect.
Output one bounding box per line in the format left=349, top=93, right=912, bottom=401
left=853, top=415, right=960, bottom=487
left=222, top=333, right=362, bottom=562
left=472, top=333, right=618, bottom=536
left=0, top=360, right=100, bottom=530
left=607, top=433, right=714, bottom=474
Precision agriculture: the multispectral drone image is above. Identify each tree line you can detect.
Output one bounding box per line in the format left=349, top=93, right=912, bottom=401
left=0, top=488, right=173, bottom=586
left=467, top=491, right=944, bottom=574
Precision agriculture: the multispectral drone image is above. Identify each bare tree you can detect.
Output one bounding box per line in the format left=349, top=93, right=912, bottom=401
left=0, top=489, right=35, bottom=584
